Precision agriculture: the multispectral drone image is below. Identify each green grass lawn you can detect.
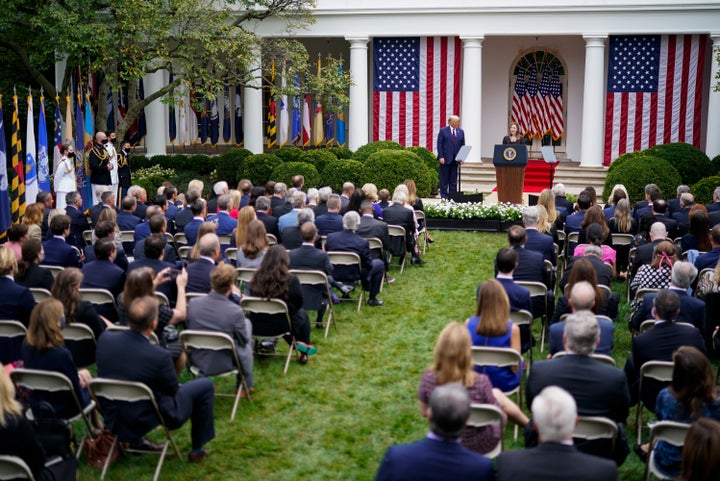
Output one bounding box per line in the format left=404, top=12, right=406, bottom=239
left=78, top=230, right=657, bottom=480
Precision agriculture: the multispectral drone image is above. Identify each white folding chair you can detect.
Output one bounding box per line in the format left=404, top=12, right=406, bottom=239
left=10, top=368, right=97, bottom=460
left=173, top=232, right=188, bottom=247
left=88, top=379, right=182, bottom=481
left=643, top=421, right=690, bottom=481
left=155, top=291, right=170, bottom=306
left=266, top=233, right=278, bottom=246
left=387, top=225, right=407, bottom=274
left=224, top=247, right=238, bottom=262
left=0, top=455, right=35, bottom=481
left=82, top=230, right=93, bottom=246
left=177, top=246, right=192, bottom=260
left=414, top=210, right=429, bottom=254
left=509, top=309, right=534, bottom=366
left=0, top=320, right=27, bottom=365
left=185, top=292, right=208, bottom=303
left=29, top=288, right=52, bottom=303
left=471, top=346, right=523, bottom=441
left=179, top=330, right=251, bottom=421
left=366, top=237, right=387, bottom=292
left=551, top=351, right=617, bottom=366
left=515, top=280, right=549, bottom=351
left=62, top=323, right=97, bottom=369
left=105, top=324, right=160, bottom=345
left=326, top=251, right=365, bottom=311
left=240, top=297, right=295, bottom=375
left=291, top=269, right=337, bottom=339
left=235, top=267, right=256, bottom=293
left=636, top=361, right=675, bottom=444
left=38, top=264, right=64, bottom=279
left=78, top=288, right=118, bottom=314
left=467, top=403, right=505, bottom=459
left=639, top=320, right=696, bottom=334
left=574, top=416, right=618, bottom=452
left=217, top=234, right=232, bottom=247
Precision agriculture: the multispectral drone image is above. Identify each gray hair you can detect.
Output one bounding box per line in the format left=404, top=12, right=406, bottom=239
left=564, top=311, right=599, bottom=356
left=523, top=206, right=540, bottom=227
left=255, top=196, right=271, bottom=211
left=274, top=182, right=287, bottom=195
left=198, top=233, right=220, bottom=257
left=290, top=191, right=305, bottom=209
left=713, top=186, right=720, bottom=200
left=569, top=281, right=595, bottom=311
left=217, top=194, right=231, bottom=211
left=583, top=245, right=603, bottom=259
left=66, top=191, right=81, bottom=206
left=553, top=183, right=566, bottom=196
left=297, top=208, right=315, bottom=227
left=318, top=186, right=332, bottom=202
left=677, top=184, right=691, bottom=195
left=671, top=261, right=698, bottom=289
left=342, top=211, right=361, bottom=231
left=650, top=222, right=667, bottom=239
left=307, top=188, right=319, bottom=203
left=392, top=190, right=407, bottom=205
left=531, top=386, right=577, bottom=443
left=679, top=192, right=694, bottom=207
left=428, top=383, right=471, bottom=440
left=327, top=194, right=341, bottom=211
left=213, top=181, right=228, bottom=195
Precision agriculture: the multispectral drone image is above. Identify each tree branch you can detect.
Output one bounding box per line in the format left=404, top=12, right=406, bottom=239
left=0, top=37, right=57, bottom=99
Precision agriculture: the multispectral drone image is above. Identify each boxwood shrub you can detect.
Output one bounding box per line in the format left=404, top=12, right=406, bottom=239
left=270, top=162, right=321, bottom=189
left=302, top=149, right=338, bottom=177
left=603, top=154, right=681, bottom=204
left=321, top=160, right=364, bottom=193
left=361, top=150, right=435, bottom=198
left=690, top=175, right=720, bottom=205
left=274, top=145, right=305, bottom=164
left=645, top=142, right=712, bottom=186
left=353, top=140, right=404, bottom=163
left=216, top=148, right=252, bottom=186
left=327, top=146, right=354, bottom=160
left=710, top=154, right=720, bottom=176
left=237, top=153, right=282, bottom=186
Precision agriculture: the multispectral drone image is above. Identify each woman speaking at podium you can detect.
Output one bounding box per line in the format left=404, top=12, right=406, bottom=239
left=502, top=122, right=526, bottom=145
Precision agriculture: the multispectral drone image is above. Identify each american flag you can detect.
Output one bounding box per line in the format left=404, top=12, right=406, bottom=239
left=536, top=67, right=552, bottom=137
left=372, top=37, right=461, bottom=151
left=525, top=64, right=540, bottom=138
left=604, top=35, right=707, bottom=165
left=511, top=70, right=532, bottom=137
left=548, top=66, right=564, bottom=140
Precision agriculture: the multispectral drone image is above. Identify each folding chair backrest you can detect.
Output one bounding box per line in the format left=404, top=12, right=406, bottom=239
left=0, top=320, right=27, bottom=338
left=179, top=330, right=235, bottom=352
left=241, top=297, right=290, bottom=319
left=118, top=230, right=135, bottom=243
left=218, top=234, right=232, bottom=246
left=290, top=269, right=331, bottom=312
left=177, top=246, right=192, bottom=260
left=82, top=230, right=93, bottom=245
left=471, top=346, right=522, bottom=369
left=105, top=324, right=160, bottom=345
left=367, top=237, right=384, bottom=255
left=467, top=403, right=504, bottom=459
left=225, top=248, right=238, bottom=262
left=567, top=231, right=579, bottom=244
left=39, top=265, right=64, bottom=279
left=186, top=292, right=208, bottom=303
left=89, top=378, right=157, bottom=405
left=551, top=351, right=617, bottom=366
left=387, top=225, right=406, bottom=239
left=515, top=281, right=547, bottom=298
left=574, top=416, right=618, bottom=442
left=78, top=288, right=116, bottom=307
left=0, top=321, right=27, bottom=365
left=634, top=288, right=659, bottom=305
left=10, top=368, right=75, bottom=394
left=29, top=288, right=52, bottom=303
left=509, top=310, right=533, bottom=327
left=236, top=268, right=257, bottom=286
left=62, top=323, right=96, bottom=342
left=611, top=233, right=635, bottom=246
left=155, top=292, right=170, bottom=306
left=327, top=251, right=361, bottom=267
left=640, top=361, right=674, bottom=383
left=0, top=455, right=35, bottom=481
left=649, top=421, right=690, bottom=447
left=266, top=233, right=278, bottom=246
left=290, top=269, right=329, bottom=288
left=173, top=232, right=188, bottom=246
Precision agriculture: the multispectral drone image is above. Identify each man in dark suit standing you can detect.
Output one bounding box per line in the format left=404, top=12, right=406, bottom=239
left=65, top=192, right=90, bottom=251
left=498, top=386, right=618, bottom=481
left=526, top=312, right=629, bottom=464
left=382, top=190, right=424, bottom=265
left=631, top=262, right=705, bottom=332
left=436, top=115, right=465, bottom=199
left=624, top=289, right=706, bottom=410
left=255, top=196, right=279, bottom=239
left=186, top=264, right=253, bottom=393
left=186, top=233, right=220, bottom=294
left=96, top=295, right=215, bottom=461
left=375, top=383, right=494, bottom=481
left=325, top=212, right=384, bottom=307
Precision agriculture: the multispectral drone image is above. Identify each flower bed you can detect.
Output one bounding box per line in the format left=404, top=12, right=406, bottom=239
left=424, top=200, right=524, bottom=232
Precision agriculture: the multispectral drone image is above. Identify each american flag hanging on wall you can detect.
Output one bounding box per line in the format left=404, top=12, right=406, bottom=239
left=372, top=37, right=461, bottom=151
left=604, top=34, right=707, bottom=165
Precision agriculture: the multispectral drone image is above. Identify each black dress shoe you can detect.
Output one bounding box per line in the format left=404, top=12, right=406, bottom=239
left=411, top=257, right=426, bottom=265
left=130, top=438, right=164, bottom=453
left=633, top=443, right=648, bottom=463
left=367, top=298, right=384, bottom=307
left=188, top=448, right=210, bottom=463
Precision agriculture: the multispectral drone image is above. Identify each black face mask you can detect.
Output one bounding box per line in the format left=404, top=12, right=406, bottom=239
left=67, top=152, right=74, bottom=158
left=102, top=139, right=108, bottom=145
left=110, top=138, right=116, bottom=143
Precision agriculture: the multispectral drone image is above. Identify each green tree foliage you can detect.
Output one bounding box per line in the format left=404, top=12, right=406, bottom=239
left=353, top=141, right=404, bottom=163
left=690, top=175, right=720, bottom=205
left=274, top=145, right=305, bottom=163
left=603, top=154, right=681, bottom=204
left=216, top=148, right=253, bottom=186
left=271, top=162, right=321, bottom=189
left=645, top=142, right=712, bottom=186
left=327, top=146, right=353, bottom=160
left=321, top=159, right=363, bottom=193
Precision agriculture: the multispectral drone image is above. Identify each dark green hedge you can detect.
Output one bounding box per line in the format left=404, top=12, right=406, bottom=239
left=711, top=154, right=720, bottom=176
left=645, top=142, right=712, bottom=186
left=327, top=146, right=354, bottom=160
left=321, top=160, right=363, bottom=193
left=301, top=149, right=338, bottom=176
left=274, top=145, right=305, bottom=163
left=353, top=140, right=404, bottom=163
left=690, top=175, right=720, bottom=205
left=361, top=150, right=434, bottom=197
left=216, top=148, right=252, bottom=187
left=236, top=153, right=282, bottom=186
left=603, top=154, right=681, bottom=204
left=270, top=162, right=321, bottom=189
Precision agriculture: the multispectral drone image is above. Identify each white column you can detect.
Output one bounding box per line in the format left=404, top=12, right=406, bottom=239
left=244, top=51, right=264, bottom=154
left=346, top=36, right=369, bottom=151
left=144, top=70, right=167, bottom=157
left=460, top=36, right=484, bottom=163
left=580, top=35, right=607, bottom=167
left=706, top=34, right=720, bottom=159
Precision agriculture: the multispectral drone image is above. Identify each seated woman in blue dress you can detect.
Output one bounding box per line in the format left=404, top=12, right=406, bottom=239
left=465, top=279, right=521, bottom=392
left=21, top=299, right=96, bottom=424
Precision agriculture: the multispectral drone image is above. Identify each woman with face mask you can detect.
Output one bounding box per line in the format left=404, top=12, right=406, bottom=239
left=54, top=143, right=76, bottom=212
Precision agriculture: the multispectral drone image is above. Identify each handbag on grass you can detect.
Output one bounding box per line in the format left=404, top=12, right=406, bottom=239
left=83, top=428, right=122, bottom=469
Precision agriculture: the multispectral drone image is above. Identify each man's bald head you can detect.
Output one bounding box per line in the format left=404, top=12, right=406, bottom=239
left=569, top=281, right=596, bottom=312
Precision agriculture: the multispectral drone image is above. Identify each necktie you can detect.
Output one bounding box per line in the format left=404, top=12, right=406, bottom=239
left=451, top=128, right=456, bottom=139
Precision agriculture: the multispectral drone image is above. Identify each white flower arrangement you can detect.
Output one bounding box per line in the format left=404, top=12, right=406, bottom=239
left=424, top=200, right=524, bottom=221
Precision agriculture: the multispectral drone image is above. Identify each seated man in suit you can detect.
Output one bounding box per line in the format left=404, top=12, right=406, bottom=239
left=83, top=220, right=129, bottom=271
left=553, top=183, right=574, bottom=215
left=186, top=264, right=253, bottom=394
left=133, top=214, right=177, bottom=264
left=315, top=194, right=344, bottom=237
left=96, top=295, right=214, bottom=461
left=174, top=188, right=201, bottom=233
left=186, top=233, right=220, bottom=294
left=356, top=200, right=393, bottom=283
left=526, top=312, right=629, bottom=465
left=133, top=204, right=164, bottom=244
left=564, top=190, right=591, bottom=235
left=129, top=233, right=177, bottom=305
left=504, top=225, right=552, bottom=320
left=43, top=214, right=82, bottom=268
left=631, top=261, right=705, bottom=332
left=375, top=383, right=494, bottom=481
left=65, top=191, right=91, bottom=251
left=671, top=192, right=694, bottom=237
left=131, top=186, right=148, bottom=220
left=382, top=190, right=424, bottom=265
left=206, top=194, right=237, bottom=236
left=313, top=187, right=331, bottom=217
left=255, top=195, right=279, bottom=239
left=560, top=245, right=613, bottom=290
left=668, top=185, right=690, bottom=215
left=270, top=182, right=292, bottom=218
left=279, top=208, right=313, bottom=250
left=277, top=191, right=305, bottom=234
left=633, top=183, right=663, bottom=221
left=523, top=206, right=555, bottom=265
left=548, top=282, right=614, bottom=357
left=183, top=199, right=207, bottom=247
left=89, top=190, right=118, bottom=227
left=630, top=221, right=667, bottom=278
left=652, top=199, right=679, bottom=240
left=325, top=211, right=384, bottom=307
left=498, top=386, right=618, bottom=481
left=81, top=237, right=126, bottom=298
left=694, top=225, right=720, bottom=272
left=624, top=289, right=707, bottom=411
left=117, top=195, right=141, bottom=232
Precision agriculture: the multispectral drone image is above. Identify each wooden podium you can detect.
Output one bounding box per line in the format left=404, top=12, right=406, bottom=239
left=493, top=144, right=528, bottom=204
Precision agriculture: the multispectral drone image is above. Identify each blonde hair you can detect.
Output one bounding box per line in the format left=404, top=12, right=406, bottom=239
left=0, top=364, right=23, bottom=427
left=536, top=204, right=552, bottom=234
left=362, top=183, right=378, bottom=202
left=403, top=179, right=417, bottom=206
left=431, top=323, right=476, bottom=388
left=235, top=206, right=257, bottom=248
left=475, top=279, right=510, bottom=337
left=538, top=189, right=558, bottom=224
left=228, top=189, right=242, bottom=211
left=0, top=246, right=18, bottom=276
left=22, top=202, right=44, bottom=226
left=26, top=298, right=65, bottom=350
left=188, top=179, right=204, bottom=196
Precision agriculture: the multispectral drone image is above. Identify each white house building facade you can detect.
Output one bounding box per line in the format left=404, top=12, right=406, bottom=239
left=134, top=1, right=720, bottom=168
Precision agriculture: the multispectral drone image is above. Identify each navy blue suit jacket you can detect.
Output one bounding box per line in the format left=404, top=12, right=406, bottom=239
left=117, top=211, right=141, bottom=231
left=184, top=219, right=204, bottom=246
left=549, top=316, right=615, bottom=356
left=511, top=246, right=550, bottom=289
left=83, top=244, right=129, bottom=272
left=498, top=442, right=617, bottom=481
left=525, top=228, right=555, bottom=265
left=694, top=247, right=720, bottom=272
left=207, top=212, right=237, bottom=236
left=0, top=277, right=36, bottom=327
left=436, top=126, right=465, bottom=164
left=630, top=288, right=705, bottom=332
left=494, top=277, right=533, bottom=313
left=375, top=437, right=494, bottom=481
left=564, top=211, right=585, bottom=233
left=133, top=221, right=151, bottom=244
left=186, top=258, right=215, bottom=293
left=325, top=230, right=372, bottom=283
left=315, top=212, right=344, bottom=237
left=42, top=236, right=81, bottom=268
left=257, top=212, right=279, bottom=238
left=66, top=205, right=90, bottom=251
left=81, top=260, right=126, bottom=297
